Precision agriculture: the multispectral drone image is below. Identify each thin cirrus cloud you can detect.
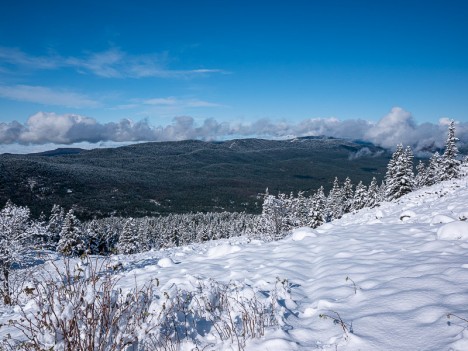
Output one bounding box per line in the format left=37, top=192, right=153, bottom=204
left=0, top=46, right=227, bottom=79
left=1, top=108, right=466, bottom=155
left=0, top=46, right=61, bottom=70
left=0, top=85, right=100, bottom=108
left=143, top=97, right=224, bottom=108
left=111, top=97, right=225, bottom=111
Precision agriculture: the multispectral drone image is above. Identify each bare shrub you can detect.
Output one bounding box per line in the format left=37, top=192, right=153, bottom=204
left=2, top=258, right=288, bottom=351
left=144, top=278, right=286, bottom=351
left=4, top=257, right=158, bottom=351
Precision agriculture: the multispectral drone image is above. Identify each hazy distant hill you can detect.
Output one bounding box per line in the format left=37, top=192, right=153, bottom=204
left=0, top=137, right=390, bottom=219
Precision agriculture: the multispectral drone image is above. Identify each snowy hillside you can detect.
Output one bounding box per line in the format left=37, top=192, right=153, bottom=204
left=110, top=174, right=468, bottom=349
left=2, top=174, right=468, bottom=350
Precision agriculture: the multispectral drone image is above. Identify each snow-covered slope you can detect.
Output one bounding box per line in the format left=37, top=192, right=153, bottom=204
left=2, top=175, right=468, bottom=350
left=113, top=175, right=468, bottom=350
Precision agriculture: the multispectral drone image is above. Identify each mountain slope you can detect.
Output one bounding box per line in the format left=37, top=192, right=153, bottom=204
left=0, top=137, right=389, bottom=218
left=110, top=172, right=468, bottom=350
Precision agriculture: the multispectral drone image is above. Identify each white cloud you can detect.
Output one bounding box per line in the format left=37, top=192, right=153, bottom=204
left=19, top=112, right=98, bottom=144
left=0, top=85, right=100, bottom=108
left=0, top=108, right=466, bottom=155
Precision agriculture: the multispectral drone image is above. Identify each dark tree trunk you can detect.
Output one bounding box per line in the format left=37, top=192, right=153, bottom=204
left=3, top=266, right=11, bottom=305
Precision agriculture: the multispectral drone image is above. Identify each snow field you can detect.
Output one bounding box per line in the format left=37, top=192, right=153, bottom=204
left=2, top=175, right=468, bottom=350
left=115, top=175, right=468, bottom=350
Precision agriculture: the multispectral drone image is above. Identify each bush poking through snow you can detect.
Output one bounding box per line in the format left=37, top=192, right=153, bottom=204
left=447, top=312, right=468, bottom=327
left=145, top=278, right=285, bottom=351
left=4, top=257, right=158, bottom=351
left=2, top=258, right=287, bottom=350
left=346, top=276, right=359, bottom=295
left=319, top=310, right=353, bottom=341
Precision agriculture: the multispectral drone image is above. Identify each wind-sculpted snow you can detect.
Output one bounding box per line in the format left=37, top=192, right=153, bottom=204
left=437, top=221, right=468, bottom=240
left=2, top=174, right=468, bottom=349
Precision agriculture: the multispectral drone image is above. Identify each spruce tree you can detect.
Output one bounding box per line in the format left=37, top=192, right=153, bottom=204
left=47, top=204, right=65, bottom=246
left=0, top=201, right=32, bottom=304
left=415, top=160, right=427, bottom=188
left=401, top=146, right=415, bottom=194
left=385, top=145, right=414, bottom=200
left=366, top=177, right=379, bottom=208
left=117, top=218, right=141, bottom=254
left=86, top=219, right=103, bottom=254
left=353, top=181, right=368, bottom=211
left=441, top=120, right=461, bottom=180
left=57, top=209, right=86, bottom=257
left=342, top=177, right=354, bottom=213
left=327, top=177, right=344, bottom=220
left=308, top=187, right=325, bottom=228
left=385, top=144, right=403, bottom=200
left=426, top=152, right=443, bottom=186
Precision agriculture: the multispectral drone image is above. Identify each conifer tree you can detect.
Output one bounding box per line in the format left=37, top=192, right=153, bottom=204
left=385, top=145, right=414, bottom=200
left=261, top=190, right=287, bottom=240
left=85, top=219, right=104, bottom=254
left=327, top=177, right=344, bottom=220
left=294, top=191, right=310, bottom=227
left=402, top=146, right=415, bottom=191
left=342, top=177, right=354, bottom=213
left=353, top=181, right=368, bottom=211
left=441, top=120, right=461, bottom=180
left=47, top=204, right=65, bottom=245
left=57, top=209, right=86, bottom=257
left=415, top=160, right=427, bottom=188
left=377, top=180, right=387, bottom=203
left=366, top=177, right=379, bottom=208
left=385, top=144, right=403, bottom=200
left=308, top=187, right=325, bottom=228
left=425, top=152, right=443, bottom=186
left=0, top=201, right=32, bottom=304
left=117, top=218, right=141, bottom=254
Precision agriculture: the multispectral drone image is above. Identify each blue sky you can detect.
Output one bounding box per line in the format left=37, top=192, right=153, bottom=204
left=0, top=0, right=467, bottom=151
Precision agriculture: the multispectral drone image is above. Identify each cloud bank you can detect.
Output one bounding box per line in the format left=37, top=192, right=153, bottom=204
left=1, top=108, right=467, bottom=154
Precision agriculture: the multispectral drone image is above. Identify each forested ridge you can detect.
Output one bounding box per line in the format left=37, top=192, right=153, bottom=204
left=0, top=136, right=389, bottom=219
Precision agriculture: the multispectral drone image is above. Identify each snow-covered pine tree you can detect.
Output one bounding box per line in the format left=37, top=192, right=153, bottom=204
left=385, top=144, right=403, bottom=200
left=260, top=190, right=287, bottom=240
left=441, top=120, right=461, bottom=180
left=308, top=186, right=325, bottom=228
left=342, top=177, right=354, bottom=213
left=117, top=218, right=141, bottom=254
left=402, top=146, right=415, bottom=192
left=353, top=181, right=368, bottom=211
left=377, top=180, right=387, bottom=203
left=327, top=177, right=344, bottom=220
left=366, top=177, right=379, bottom=208
left=47, top=204, right=65, bottom=246
left=415, top=160, right=427, bottom=188
left=85, top=219, right=103, bottom=255
left=280, top=192, right=295, bottom=230
left=0, top=201, right=32, bottom=304
left=294, top=191, right=310, bottom=227
left=385, top=145, right=414, bottom=200
left=425, top=152, right=443, bottom=186
left=57, top=209, right=86, bottom=256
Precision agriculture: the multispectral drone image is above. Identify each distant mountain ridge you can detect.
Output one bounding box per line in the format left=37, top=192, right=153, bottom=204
left=0, top=137, right=390, bottom=219
left=29, top=148, right=86, bottom=157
